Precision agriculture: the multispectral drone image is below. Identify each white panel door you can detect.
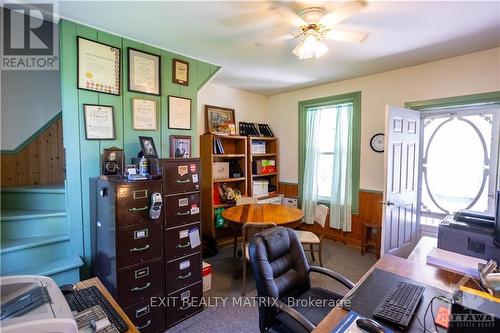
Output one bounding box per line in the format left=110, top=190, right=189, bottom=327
left=382, top=105, right=421, bottom=257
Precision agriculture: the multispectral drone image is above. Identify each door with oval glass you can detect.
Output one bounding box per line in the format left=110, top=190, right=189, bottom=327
left=419, top=107, right=500, bottom=231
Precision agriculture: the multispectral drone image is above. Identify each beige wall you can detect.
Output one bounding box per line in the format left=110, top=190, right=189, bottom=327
left=267, top=47, right=500, bottom=191
left=195, top=82, right=268, bottom=155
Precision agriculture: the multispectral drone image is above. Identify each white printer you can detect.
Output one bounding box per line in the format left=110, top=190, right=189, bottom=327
left=0, top=275, right=78, bottom=333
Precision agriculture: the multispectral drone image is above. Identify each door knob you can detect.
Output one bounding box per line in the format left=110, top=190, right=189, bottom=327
left=380, top=201, right=395, bottom=206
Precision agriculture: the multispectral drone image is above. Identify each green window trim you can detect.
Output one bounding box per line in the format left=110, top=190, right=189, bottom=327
left=405, top=91, right=500, bottom=110
left=298, top=91, right=361, bottom=214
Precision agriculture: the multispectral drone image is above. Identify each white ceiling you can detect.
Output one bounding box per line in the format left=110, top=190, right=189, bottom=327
left=58, top=1, right=500, bottom=95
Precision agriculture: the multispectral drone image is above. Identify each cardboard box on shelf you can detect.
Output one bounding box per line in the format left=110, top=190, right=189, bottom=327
left=213, top=162, right=229, bottom=179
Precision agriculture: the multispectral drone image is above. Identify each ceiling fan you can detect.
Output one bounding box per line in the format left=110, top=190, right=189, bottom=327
left=256, top=0, right=369, bottom=59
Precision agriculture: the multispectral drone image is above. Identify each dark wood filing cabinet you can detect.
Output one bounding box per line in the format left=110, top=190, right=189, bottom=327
left=159, top=158, right=203, bottom=329
left=92, top=158, right=202, bottom=332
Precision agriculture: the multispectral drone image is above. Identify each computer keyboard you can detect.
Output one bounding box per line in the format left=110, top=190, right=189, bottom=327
left=373, top=281, right=425, bottom=327
left=64, top=286, right=129, bottom=333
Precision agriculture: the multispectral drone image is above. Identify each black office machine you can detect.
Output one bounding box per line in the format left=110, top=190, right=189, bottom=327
left=438, top=190, right=500, bottom=262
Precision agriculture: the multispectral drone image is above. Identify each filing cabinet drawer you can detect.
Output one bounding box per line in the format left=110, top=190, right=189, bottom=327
left=116, top=182, right=163, bottom=227
left=161, top=160, right=200, bottom=195
left=117, top=259, right=164, bottom=308
left=166, top=282, right=203, bottom=328
left=165, top=224, right=201, bottom=260
left=166, top=253, right=201, bottom=293
left=124, top=295, right=165, bottom=333
left=117, top=223, right=163, bottom=268
left=164, top=193, right=200, bottom=227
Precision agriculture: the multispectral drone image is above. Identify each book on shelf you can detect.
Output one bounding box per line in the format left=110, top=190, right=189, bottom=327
left=213, top=138, right=225, bottom=154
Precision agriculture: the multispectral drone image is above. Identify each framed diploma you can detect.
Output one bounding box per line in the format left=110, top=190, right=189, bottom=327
left=128, top=48, right=161, bottom=95
left=132, top=98, right=157, bottom=130
left=168, top=96, right=191, bottom=130
left=172, top=58, right=189, bottom=86
left=78, top=37, right=120, bottom=95
left=83, top=104, right=115, bottom=140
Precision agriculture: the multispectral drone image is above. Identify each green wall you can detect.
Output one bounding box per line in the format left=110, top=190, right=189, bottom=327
left=59, top=19, right=219, bottom=276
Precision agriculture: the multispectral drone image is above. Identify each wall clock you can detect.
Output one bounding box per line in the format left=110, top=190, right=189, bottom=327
left=370, top=133, right=384, bottom=153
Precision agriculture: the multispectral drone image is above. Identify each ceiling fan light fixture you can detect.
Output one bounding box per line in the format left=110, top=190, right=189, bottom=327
left=293, top=32, right=328, bottom=60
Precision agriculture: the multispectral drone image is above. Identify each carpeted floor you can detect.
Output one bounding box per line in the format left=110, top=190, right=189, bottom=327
left=166, top=239, right=377, bottom=333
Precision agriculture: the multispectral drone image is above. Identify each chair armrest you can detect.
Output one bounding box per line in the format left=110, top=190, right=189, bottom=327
left=309, top=266, right=355, bottom=290
left=274, top=299, right=316, bottom=332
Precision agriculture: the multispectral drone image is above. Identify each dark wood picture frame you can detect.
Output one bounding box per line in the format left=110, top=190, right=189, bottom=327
left=127, top=47, right=161, bottom=96
left=83, top=104, right=115, bottom=140
left=138, top=136, right=158, bottom=158
left=205, top=105, right=236, bottom=134
left=172, top=58, right=189, bottom=86
left=169, top=135, right=192, bottom=158
left=77, top=37, right=121, bottom=96
left=168, top=95, right=192, bottom=130
left=102, top=146, right=124, bottom=175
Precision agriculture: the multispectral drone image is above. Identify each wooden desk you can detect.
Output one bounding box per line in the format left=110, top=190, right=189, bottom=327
left=313, top=236, right=478, bottom=333
left=75, top=277, right=139, bottom=333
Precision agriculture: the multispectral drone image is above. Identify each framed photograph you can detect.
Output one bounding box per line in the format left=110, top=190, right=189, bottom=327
left=170, top=135, right=191, bottom=158
left=172, top=58, right=189, bottom=86
left=78, top=37, right=120, bottom=95
left=102, top=146, right=124, bottom=176
left=83, top=104, right=115, bottom=140
left=128, top=48, right=161, bottom=95
left=138, top=136, right=158, bottom=158
left=205, top=105, right=236, bottom=134
left=132, top=98, right=157, bottom=130
left=168, top=95, right=191, bottom=130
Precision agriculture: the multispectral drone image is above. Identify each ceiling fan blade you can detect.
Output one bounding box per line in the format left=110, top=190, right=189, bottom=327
left=255, top=33, right=295, bottom=46
left=273, top=5, right=306, bottom=27
left=324, top=29, right=368, bottom=43
left=319, top=0, right=367, bottom=27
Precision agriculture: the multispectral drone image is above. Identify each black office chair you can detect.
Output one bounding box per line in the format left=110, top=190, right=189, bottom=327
left=249, top=226, right=355, bottom=333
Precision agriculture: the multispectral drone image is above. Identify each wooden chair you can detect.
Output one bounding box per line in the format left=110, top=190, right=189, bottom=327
left=294, top=204, right=329, bottom=267
left=232, top=197, right=259, bottom=257
left=241, top=222, right=276, bottom=296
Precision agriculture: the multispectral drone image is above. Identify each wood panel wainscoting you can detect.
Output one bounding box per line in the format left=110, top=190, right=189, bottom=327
left=278, top=182, right=382, bottom=248
left=1, top=116, right=65, bottom=187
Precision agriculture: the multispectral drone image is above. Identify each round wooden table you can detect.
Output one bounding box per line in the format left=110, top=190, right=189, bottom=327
left=222, top=203, right=304, bottom=227
left=222, top=203, right=304, bottom=257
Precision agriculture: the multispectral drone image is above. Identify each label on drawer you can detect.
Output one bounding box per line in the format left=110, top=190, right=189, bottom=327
left=190, top=205, right=199, bottom=215
left=179, top=198, right=189, bottom=207
left=192, top=174, right=198, bottom=183
left=181, top=290, right=191, bottom=301
left=134, top=267, right=150, bottom=279
left=178, top=165, right=188, bottom=176
left=179, top=229, right=189, bottom=239
left=135, top=305, right=150, bottom=318
left=189, top=228, right=201, bottom=249
left=134, top=229, right=148, bottom=239
left=179, top=259, right=191, bottom=270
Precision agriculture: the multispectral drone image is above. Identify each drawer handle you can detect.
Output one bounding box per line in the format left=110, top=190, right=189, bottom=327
left=130, top=244, right=150, bottom=252
left=129, top=205, right=149, bottom=212
left=175, top=211, right=191, bottom=216
left=131, top=282, right=151, bottom=291
left=177, top=272, right=192, bottom=280
left=176, top=242, right=191, bottom=249
left=179, top=305, right=190, bottom=311
left=136, top=320, right=151, bottom=330
left=176, top=179, right=191, bottom=184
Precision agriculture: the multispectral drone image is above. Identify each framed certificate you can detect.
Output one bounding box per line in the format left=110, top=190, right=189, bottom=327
left=83, top=104, right=115, bottom=140
left=132, top=98, right=157, bottom=130
left=168, top=96, right=191, bottom=130
left=78, top=37, right=120, bottom=95
left=172, top=58, right=189, bottom=86
left=128, top=48, right=161, bottom=95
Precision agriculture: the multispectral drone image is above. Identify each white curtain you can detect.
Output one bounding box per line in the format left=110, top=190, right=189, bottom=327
left=329, top=104, right=353, bottom=232
left=301, top=109, right=321, bottom=224
left=301, top=103, right=353, bottom=231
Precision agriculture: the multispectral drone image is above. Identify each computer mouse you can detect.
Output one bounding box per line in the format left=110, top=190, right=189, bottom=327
left=356, top=318, right=385, bottom=333
left=59, top=284, right=76, bottom=295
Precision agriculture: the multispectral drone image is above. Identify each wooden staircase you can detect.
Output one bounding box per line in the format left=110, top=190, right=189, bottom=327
left=1, top=185, right=83, bottom=285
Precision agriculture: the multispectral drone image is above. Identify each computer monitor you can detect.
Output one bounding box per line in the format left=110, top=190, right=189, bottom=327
left=494, top=190, right=500, bottom=247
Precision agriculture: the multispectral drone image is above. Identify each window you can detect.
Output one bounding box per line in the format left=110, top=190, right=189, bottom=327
left=298, top=92, right=361, bottom=213
left=420, top=107, right=500, bottom=226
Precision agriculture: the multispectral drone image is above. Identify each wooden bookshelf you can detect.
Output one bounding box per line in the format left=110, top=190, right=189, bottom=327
left=200, top=134, right=248, bottom=247
left=247, top=136, right=279, bottom=198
